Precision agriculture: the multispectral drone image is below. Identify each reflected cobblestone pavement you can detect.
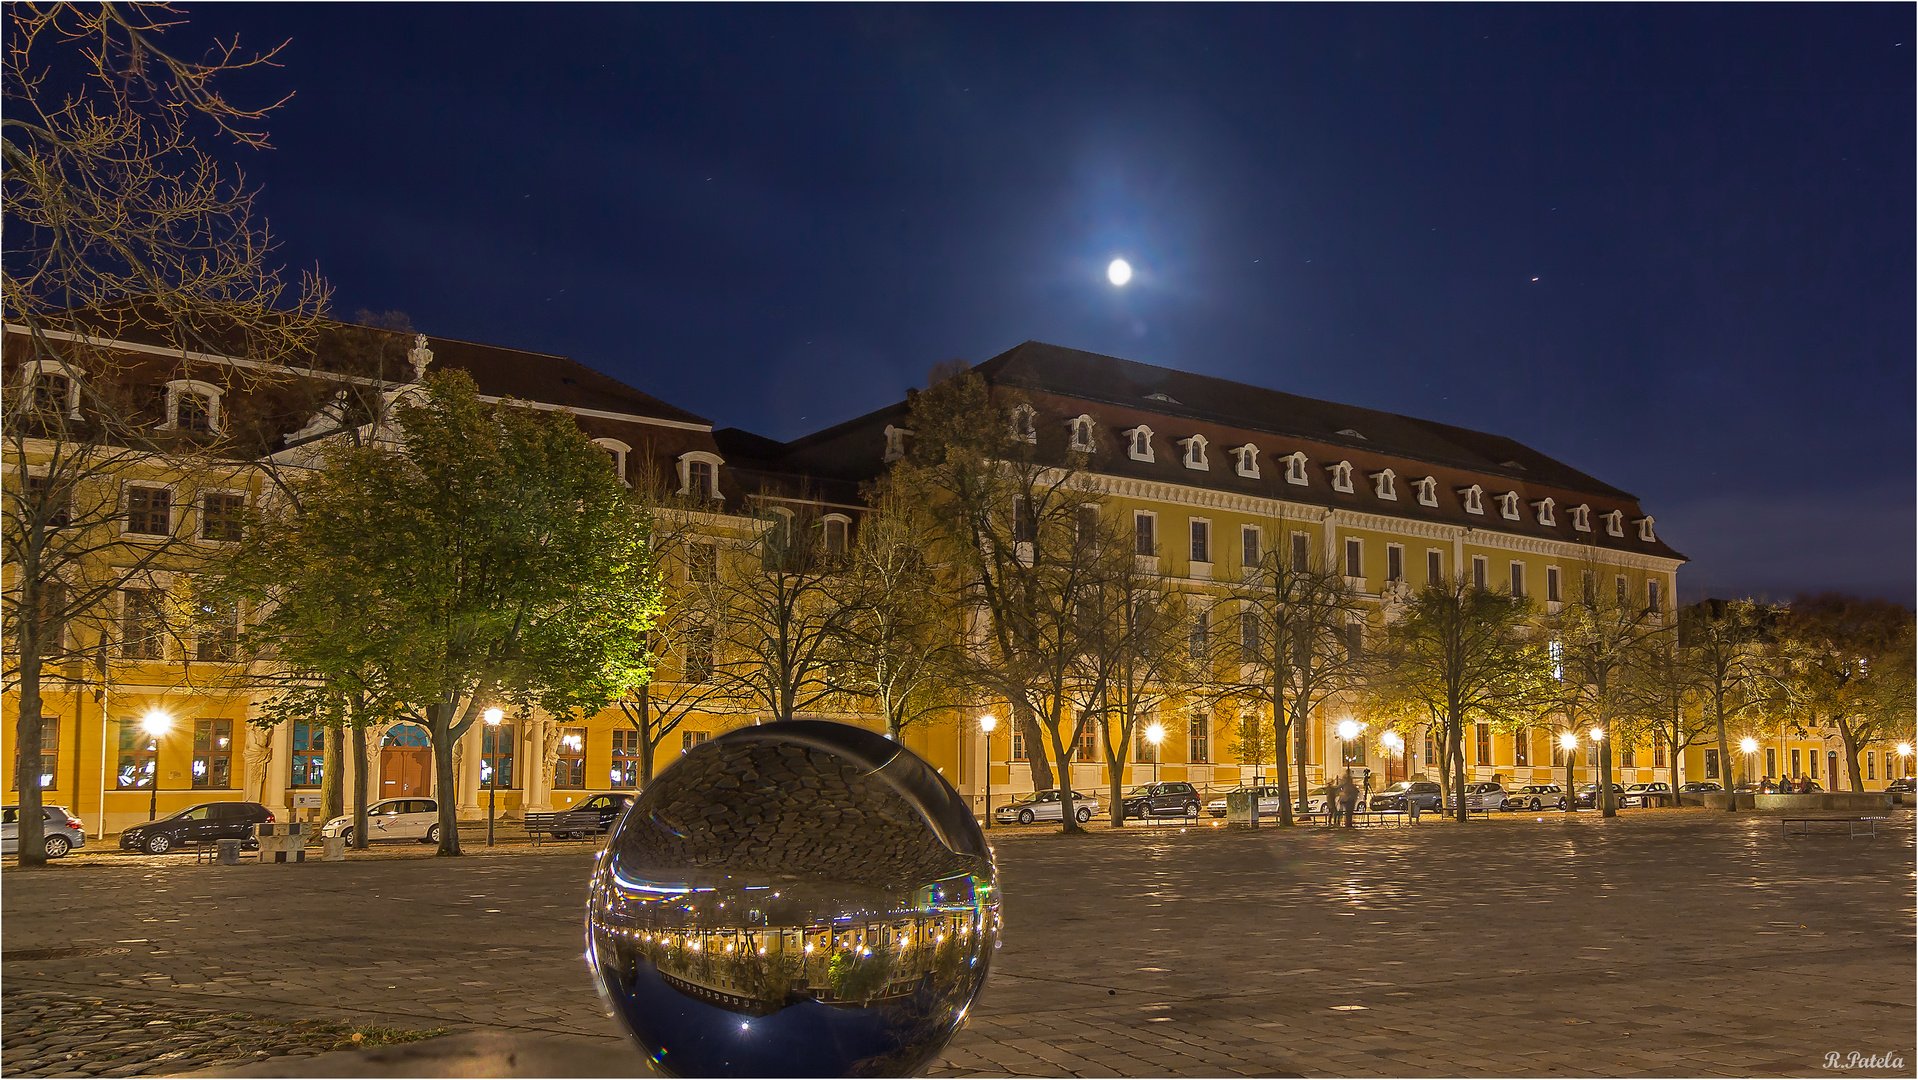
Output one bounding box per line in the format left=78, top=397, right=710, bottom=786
left=3, top=808, right=1912, bottom=1077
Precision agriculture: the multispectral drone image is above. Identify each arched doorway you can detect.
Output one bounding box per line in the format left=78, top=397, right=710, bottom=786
left=380, top=723, right=433, bottom=799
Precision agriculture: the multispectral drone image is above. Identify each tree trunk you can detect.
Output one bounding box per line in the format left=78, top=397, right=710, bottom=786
left=322, top=721, right=344, bottom=822
left=1598, top=719, right=1616, bottom=818
left=15, top=644, right=47, bottom=867
left=1838, top=722, right=1863, bottom=792
left=351, top=721, right=370, bottom=850
left=1015, top=699, right=1054, bottom=792
left=1712, top=692, right=1735, bottom=812
left=1273, top=695, right=1295, bottom=827
left=1451, top=723, right=1468, bottom=823
left=634, top=685, right=656, bottom=786
left=430, top=701, right=462, bottom=856
left=1047, top=710, right=1083, bottom=835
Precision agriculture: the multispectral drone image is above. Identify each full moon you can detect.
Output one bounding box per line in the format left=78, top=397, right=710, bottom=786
left=1107, top=258, right=1133, bottom=286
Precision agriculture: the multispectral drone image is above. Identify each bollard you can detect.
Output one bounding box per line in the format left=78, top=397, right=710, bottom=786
left=256, top=822, right=308, bottom=863
left=216, top=839, right=241, bottom=865
left=319, top=836, right=347, bottom=861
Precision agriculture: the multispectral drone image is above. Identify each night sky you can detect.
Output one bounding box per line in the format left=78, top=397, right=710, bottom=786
left=187, top=5, right=1914, bottom=604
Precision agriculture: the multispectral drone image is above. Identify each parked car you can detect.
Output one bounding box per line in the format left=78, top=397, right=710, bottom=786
left=1678, top=781, right=1723, bottom=793
left=1445, top=782, right=1508, bottom=811
left=1119, top=782, right=1200, bottom=819
left=1621, top=782, right=1674, bottom=807
left=1572, top=783, right=1626, bottom=809
left=119, top=802, right=273, bottom=855
left=566, top=792, right=635, bottom=835
left=1205, top=785, right=1289, bottom=818
left=1501, top=784, right=1566, bottom=811
left=320, top=799, right=440, bottom=845
left=2, top=804, right=86, bottom=859
left=1370, top=781, right=1443, bottom=813
left=1886, top=778, right=1915, bottom=794
left=993, top=790, right=1103, bottom=825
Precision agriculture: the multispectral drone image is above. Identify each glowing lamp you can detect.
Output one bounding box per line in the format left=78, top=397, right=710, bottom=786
left=1559, top=732, right=1578, bottom=752
left=484, top=707, right=504, bottom=726
left=1739, top=738, right=1758, bottom=755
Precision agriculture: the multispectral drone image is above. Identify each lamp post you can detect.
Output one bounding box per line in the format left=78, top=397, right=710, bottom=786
left=1381, top=731, right=1404, bottom=786
left=1559, top=732, right=1578, bottom=813
left=1898, top=743, right=1913, bottom=779
left=141, top=710, right=172, bottom=821
left=1739, top=737, right=1758, bottom=789
left=978, top=715, right=998, bottom=829
left=483, top=708, right=504, bottom=848
left=1145, top=722, right=1165, bottom=784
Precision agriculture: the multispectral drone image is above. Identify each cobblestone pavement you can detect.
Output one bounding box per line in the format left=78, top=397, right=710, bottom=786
left=3, top=808, right=1912, bottom=1077
left=0, top=989, right=445, bottom=1077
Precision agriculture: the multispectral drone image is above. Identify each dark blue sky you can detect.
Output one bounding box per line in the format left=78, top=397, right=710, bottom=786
left=193, top=5, right=1914, bottom=603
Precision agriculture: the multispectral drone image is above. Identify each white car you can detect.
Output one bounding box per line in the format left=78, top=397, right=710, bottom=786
left=1621, top=782, right=1674, bottom=807
left=992, top=790, right=1103, bottom=825
left=1206, top=785, right=1289, bottom=818
left=1445, top=782, right=1508, bottom=811
left=320, top=798, right=441, bottom=845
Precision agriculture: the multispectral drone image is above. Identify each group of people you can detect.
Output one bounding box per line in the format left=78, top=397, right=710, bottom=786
left=1319, top=773, right=1399, bottom=826
left=1757, top=775, right=1817, bottom=794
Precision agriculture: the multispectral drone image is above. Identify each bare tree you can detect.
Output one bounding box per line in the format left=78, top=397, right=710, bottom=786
left=1621, top=622, right=1716, bottom=795
left=1550, top=559, right=1666, bottom=817
left=716, top=492, right=853, bottom=724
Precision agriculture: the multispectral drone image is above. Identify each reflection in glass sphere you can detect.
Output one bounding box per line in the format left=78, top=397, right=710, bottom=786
left=586, top=720, right=1000, bottom=1077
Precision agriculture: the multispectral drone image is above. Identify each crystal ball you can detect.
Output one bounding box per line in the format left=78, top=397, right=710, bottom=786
left=586, top=720, right=1000, bottom=1077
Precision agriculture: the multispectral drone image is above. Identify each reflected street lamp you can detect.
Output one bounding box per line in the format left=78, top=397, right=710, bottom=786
left=484, top=707, right=504, bottom=847
left=141, top=710, right=172, bottom=821
left=1145, top=722, right=1166, bottom=784
left=978, top=715, right=998, bottom=829
left=1559, top=732, right=1578, bottom=813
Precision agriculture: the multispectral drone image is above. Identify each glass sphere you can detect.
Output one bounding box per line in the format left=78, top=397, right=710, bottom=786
left=586, top=720, right=1000, bottom=1077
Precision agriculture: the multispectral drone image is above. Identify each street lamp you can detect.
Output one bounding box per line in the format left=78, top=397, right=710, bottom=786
left=1559, top=732, right=1578, bottom=813
left=484, top=707, right=504, bottom=848
left=1899, top=743, right=1914, bottom=779
left=141, top=710, right=172, bottom=821
left=1381, top=731, right=1404, bottom=785
left=1337, top=719, right=1360, bottom=784
left=978, top=715, right=998, bottom=829
left=1145, top=722, right=1166, bottom=784
left=1739, top=737, right=1759, bottom=788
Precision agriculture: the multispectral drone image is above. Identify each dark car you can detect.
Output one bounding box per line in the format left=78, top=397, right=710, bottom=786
left=1120, top=782, right=1200, bottom=819
left=567, top=792, right=635, bottom=836
left=1887, top=778, right=1915, bottom=794
left=1678, top=781, right=1722, bottom=793
left=120, top=801, right=273, bottom=855
left=1572, top=783, right=1626, bottom=809
left=1369, top=781, right=1442, bottom=812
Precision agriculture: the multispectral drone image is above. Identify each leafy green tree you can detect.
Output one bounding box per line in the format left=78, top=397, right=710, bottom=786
left=1671, top=599, right=1781, bottom=807
left=1779, top=594, right=1915, bottom=792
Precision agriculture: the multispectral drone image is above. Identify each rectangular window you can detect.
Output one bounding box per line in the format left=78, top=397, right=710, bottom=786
left=1866, top=753, right=1875, bottom=780
left=191, top=719, right=233, bottom=789
left=1587, top=744, right=1599, bottom=768
left=1765, top=748, right=1776, bottom=777
left=177, top=391, right=212, bottom=434
left=13, top=720, right=58, bottom=791
left=1189, top=714, right=1209, bottom=763
left=481, top=722, right=516, bottom=788
left=116, top=723, right=156, bottom=790
left=1472, top=556, right=1488, bottom=590
left=1648, top=580, right=1662, bottom=614
left=290, top=721, right=325, bottom=788
left=1653, top=733, right=1666, bottom=769
left=1808, top=751, right=1817, bottom=779
left=1705, top=749, right=1720, bottom=779
left=687, top=460, right=715, bottom=500
left=1075, top=718, right=1097, bottom=762
left=126, top=485, right=171, bottom=535
left=1136, top=727, right=1158, bottom=763
left=684, top=624, right=715, bottom=683
left=1342, top=733, right=1363, bottom=767
left=1239, top=610, right=1259, bottom=656
left=1241, top=526, right=1260, bottom=570
left=824, top=517, right=849, bottom=556
left=1386, top=545, right=1403, bottom=583
left=201, top=492, right=246, bottom=542
left=1791, top=748, right=1801, bottom=777
left=1622, top=743, right=1635, bottom=768
left=1510, top=563, right=1525, bottom=598
left=1134, top=512, right=1155, bottom=557
left=121, top=588, right=166, bottom=660
left=1582, top=570, right=1597, bottom=604
left=1076, top=506, right=1100, bottom=547
left=1427, top=549, right=1444, bottom=586
left=1010, top=726, right=1026, bottom=761
left=30, top=373, right=70, bottom=419
left=1514, top=727, right=1528, bottom=767
left=611, top=728, right=641, bottom=789
left=1344, top=537, right=1362, bottom=578
left=1476, top=723, right=1492, bottom=766
left=33, top=581, right=67, bottom=656
left=687, top=544, right=717, bottom=582
left=554, top=726, right=587, bottom=789
left=1188, top=608, right=1209, bottom=658
left=1189, top=519, right=1210, bottom=564
left=681, top=730, right=710, bottom=753
left=1616, top=576, right=1629, bottom=607
left=194, top=593, right=240, bottom=662
left=1546, top=566, right=1561, bottom=603
left=1344, top=621, right=1363, bottom=659
left=25, top=474, right=71, bottom=529
left=1291, top=533, right=1309, bottom=572
left=1425, top=732, right=1437, bottom=767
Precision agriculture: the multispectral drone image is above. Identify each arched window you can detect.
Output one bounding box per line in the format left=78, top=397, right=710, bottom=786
left=1327, top=461, right=1355, bottom=494
left=1634, top=516, right=1657, bottom=543
left=1458, top=485, right=1485, bottom=515
left=1126, top=425, right=1155, bottom=462
left=1370, top=469, right=1397, bottom=500
left=594, top=438, right=632, bottom=484
left=1010, top=405, right=1038, bottom=443
left=1532, top=497, right=1556, bottom=526
left=1571, top=504, right=1592, bottom=532
left=1282, top=452, right=1309, bottom=486
left=382, top=723, right=431, bottom=747
left=1068, top=414, right=1096, bottom=452
left=1232, top=444, right=1260, bottom=479
left=163, top=379, right=223, bottom=435
left=1180, top=434, right=1209, bottom=471
left=677, top=451, right=725, bottom=501
left=1497, top=492, right=1521, bottom=520
left=1602, top=510, right=1624, bottom=537
left=16, top=359, right=83, bottom=421
left=822, top=513, right=851, bottom=556
left=1414, top=476, right=1439, bottom=507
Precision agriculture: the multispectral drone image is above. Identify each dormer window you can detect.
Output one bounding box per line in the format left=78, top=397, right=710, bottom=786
left=883, top=424, right=910, bottom=463
left=1327, top=461, right=1355, bottom=494
left=1414, top=476, right=1439, bottom=507
left=1497, top=492, right=1521, bottom=520
left=1010, top=405, right=1037, bottom=444
left=1571, top=504, right=1591, bottom=532
left=1634, top=516, right=1656, bottom=543
left=16, top=360, right=83, bottom=421
left=1336, top=428, right=1366, bottom=440
left=1126, top=425, right=1155, bottom=462
left=1180, top=434, right=1209, bottom=471
left=1459, top=485, right=1485, bottom=515
left=594, top=438, right=632, bottom=484
left=162, top=379, right=222, bottom=435
left=1532, top=497, right=1556, bottom=526
left=1282, top=452, right=1309, bottom=486
left=677, top=451, right=725, bottom=501
left=1602, top=510, right=1624, bottom=537
left=1231, top=444, right=1260, bottom=479
left=1370, top=469, right=1397, bottom=501
left=1068, top=414, right=1096, bottom=452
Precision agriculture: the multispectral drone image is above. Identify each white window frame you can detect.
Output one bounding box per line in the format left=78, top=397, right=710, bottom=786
left=1458, top=484, right=1485, bottom=515
left=1426, top=548, right=1445, bottom=585
left=1497, top=491, right=1521, bottom=520
left=1240, top=524, right=1262, bottom=570
left=822, top=513, right=852, bottom=556
left=1602, top=510, right=1624, bottom=537
left=162, top=379, right=223, bottom=435
left=1615, top=574, right=1629, bottom=606
left=1370, top=468, right=1397, bottom=501
left=1647, top=578, right=1663, bottom=614
left=1289, top=531, right=1311, bottom=573
left=1532, top=497, right=1556, bottom=526
left=1180, top=434, right=1210, bottom=471
left=1188, top=517, right=1212, bottom=569
left=1385, top=542, right=1405, bottom=583
left=1328, top=460, right=1355, bottom=494
left=121, top=479, right=180, bottom=539
left=1634, top=516, right=1656, bottom=543
left=16, top=359, right=84, bottom=420
left=594, top=438, right=632, bottom=486
left=1509, top=561, right=1526, bottom=598
left=1011, top=405, right=1038, bottom=444
left=1125, top=425, right=1156, bottom=462
left=1472, top=555, right=1489, bottom=590
left=1546, top=565, right=1562, bottom=603
left=1232, top=443, right=1261, bottom=479
left=1414, top=476, right=1439, bottom=507
left=1281, top=452, right=1310, bottom=486
left=1133, top=510, right=1158, bottom=558
left=1067, top=414, right=1096, bottom=452
left=115, top=569, right=175, bottom=660
left=196, top=487, right=250, bottom=545
left=1343, top=536, right=1364, bottom=581
left=1571, top=504, right=1592, bottom=532
left=677, top=451, right=725, bottom=500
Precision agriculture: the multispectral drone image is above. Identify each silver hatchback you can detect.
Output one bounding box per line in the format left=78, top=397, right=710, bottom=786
left=2, top=804, right=87, bottom=859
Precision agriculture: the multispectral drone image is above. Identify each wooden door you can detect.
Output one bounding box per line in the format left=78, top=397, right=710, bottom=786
left=380, top=748, right=432, bottom=799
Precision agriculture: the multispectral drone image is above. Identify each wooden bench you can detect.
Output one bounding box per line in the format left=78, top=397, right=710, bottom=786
left=1782, top=816, right=1887, bottom=839
left=524, top=810, right=602, bottom=844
